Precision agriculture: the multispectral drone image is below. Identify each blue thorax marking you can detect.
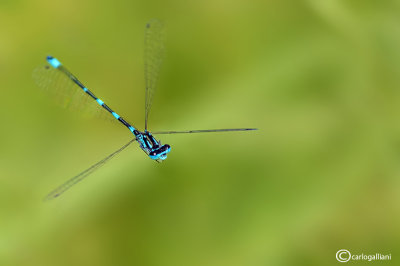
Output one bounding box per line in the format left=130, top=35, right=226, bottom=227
left=135, top=132, right=161, bottom=154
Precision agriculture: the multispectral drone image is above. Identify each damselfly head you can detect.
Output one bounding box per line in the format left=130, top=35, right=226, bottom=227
left=149, top=144, right=171, bottom=161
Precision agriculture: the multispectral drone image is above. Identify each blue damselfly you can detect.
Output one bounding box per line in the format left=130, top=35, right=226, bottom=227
left=33, top=19, right=257, bottom=200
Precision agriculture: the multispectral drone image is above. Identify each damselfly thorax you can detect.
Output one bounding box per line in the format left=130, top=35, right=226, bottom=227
left=136, top=131, right=171, bottom=162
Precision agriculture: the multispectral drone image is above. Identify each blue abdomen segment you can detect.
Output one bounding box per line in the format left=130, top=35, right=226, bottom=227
left=112, top=112, right=120, bottom=119
left=46, top=56, right=61, bottom=68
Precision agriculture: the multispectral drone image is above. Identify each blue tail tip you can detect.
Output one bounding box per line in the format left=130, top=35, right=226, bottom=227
left=46, top=56, right=61, bottom=68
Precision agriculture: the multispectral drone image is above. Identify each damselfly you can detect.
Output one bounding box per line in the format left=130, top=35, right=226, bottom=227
left=34, top=19, right=257, bottom=200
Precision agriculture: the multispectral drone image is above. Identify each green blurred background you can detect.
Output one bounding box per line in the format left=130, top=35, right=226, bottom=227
left=0, top=0, right=399, bottom=265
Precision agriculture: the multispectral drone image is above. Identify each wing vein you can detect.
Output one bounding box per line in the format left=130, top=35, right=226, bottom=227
left=152, top=128, right=258, bottom=135
left=144, top=19, right=165, bottom=130
left=44, top=139, right=136, bottom=201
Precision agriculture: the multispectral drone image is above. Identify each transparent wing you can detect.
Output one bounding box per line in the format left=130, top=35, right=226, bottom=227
left=144, top=19, right=165, bottom=130
left=152, top=128, right=258, bottom=135
left=44, top=139, right=135, bottom=201
left=33, top=64, right=116, bottom=123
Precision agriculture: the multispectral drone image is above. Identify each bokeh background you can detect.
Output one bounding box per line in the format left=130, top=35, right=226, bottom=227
left=0, top=0, right=399, bottom=265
